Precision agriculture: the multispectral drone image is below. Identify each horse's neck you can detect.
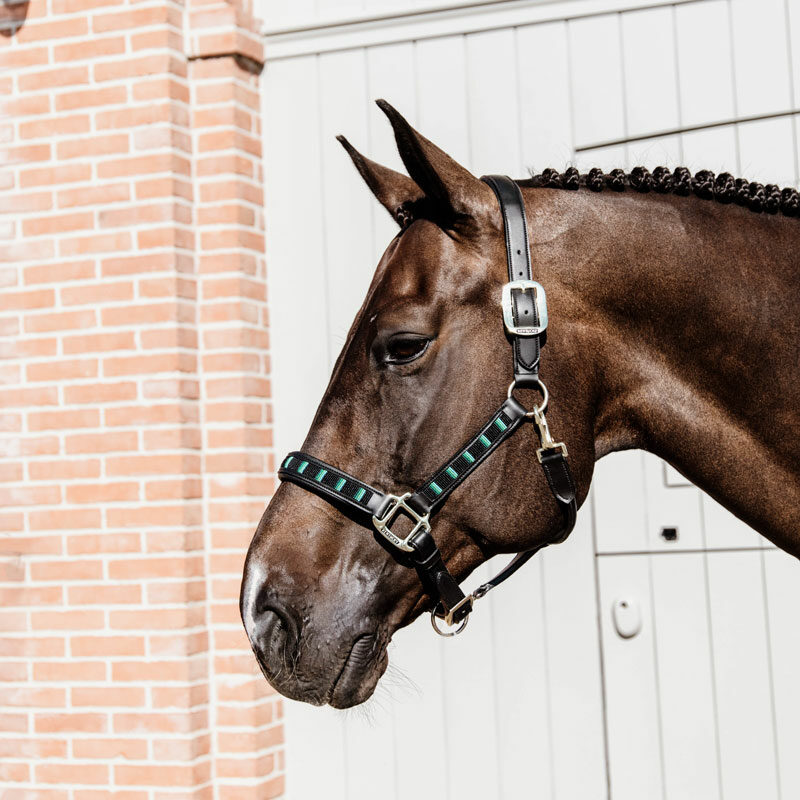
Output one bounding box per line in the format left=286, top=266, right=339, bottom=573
left=561, top=191, right=800, bottom=552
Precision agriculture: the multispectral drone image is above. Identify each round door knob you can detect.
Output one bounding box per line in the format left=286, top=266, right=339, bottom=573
left=612, top=597, right=642, bottom=639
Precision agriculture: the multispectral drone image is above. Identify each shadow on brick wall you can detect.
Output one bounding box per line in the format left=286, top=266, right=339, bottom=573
left=1, top=0, right=29, bottom=36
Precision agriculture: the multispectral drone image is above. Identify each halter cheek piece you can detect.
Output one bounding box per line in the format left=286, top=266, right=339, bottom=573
left=278, top=176, right=577, bottom=636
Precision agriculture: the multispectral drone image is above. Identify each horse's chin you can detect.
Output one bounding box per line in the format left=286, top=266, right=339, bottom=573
left=327, top=643, right=389, bottom=709
left=253, top=631, right=390, bottom=709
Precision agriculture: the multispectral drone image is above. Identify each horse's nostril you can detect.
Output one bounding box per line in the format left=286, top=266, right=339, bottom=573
left=261, top=609, right=288, bottom=661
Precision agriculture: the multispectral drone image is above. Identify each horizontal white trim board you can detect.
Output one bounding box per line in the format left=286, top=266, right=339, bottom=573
left=261, top=0, right=517, bottom=36
left=262, top=0, right=705, bottom=59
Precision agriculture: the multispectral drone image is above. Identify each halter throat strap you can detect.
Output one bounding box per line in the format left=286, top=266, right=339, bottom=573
left=277, top=175, right=577, bottom=635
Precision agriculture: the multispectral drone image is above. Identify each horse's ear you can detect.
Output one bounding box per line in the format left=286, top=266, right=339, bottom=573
left=376, top=99, right=493, bottom=227
left=336, top=135, right=424, bottom=228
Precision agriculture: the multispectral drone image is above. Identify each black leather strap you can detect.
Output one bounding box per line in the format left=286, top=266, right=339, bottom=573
left=539, top=449, right=577, bottom=544
left=407, top=529, right=471, bottom=622
left=482, top=175, right=542, bottom=387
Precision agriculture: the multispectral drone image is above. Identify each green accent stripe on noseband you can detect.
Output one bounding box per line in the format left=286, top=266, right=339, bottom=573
left=280, top=452, right=377, bottom=508
left=417, top=409, right=516, bottom=506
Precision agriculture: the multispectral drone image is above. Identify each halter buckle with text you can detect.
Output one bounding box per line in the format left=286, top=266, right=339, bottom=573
left=371, top=492, right=430, bottom=552
left=501, top=279, right=548, bottom=336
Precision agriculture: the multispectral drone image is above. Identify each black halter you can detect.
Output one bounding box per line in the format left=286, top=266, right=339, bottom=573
left=278, top=176, right=577, bottom=636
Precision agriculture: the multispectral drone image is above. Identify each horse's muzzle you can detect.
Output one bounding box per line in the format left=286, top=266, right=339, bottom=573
left=240, top=565, right=388, bottom=708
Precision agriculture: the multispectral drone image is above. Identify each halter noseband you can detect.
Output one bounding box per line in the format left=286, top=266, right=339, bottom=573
left=277, top=176, right=577, bottom=636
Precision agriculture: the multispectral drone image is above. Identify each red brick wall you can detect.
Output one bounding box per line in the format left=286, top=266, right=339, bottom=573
left=1, top=0, right=283, bottom=796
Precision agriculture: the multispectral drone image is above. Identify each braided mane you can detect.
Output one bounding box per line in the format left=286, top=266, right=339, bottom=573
left=520, top=166, right=800, bottom=218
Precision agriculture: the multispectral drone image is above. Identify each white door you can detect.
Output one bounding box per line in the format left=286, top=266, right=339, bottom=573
left=259, top=1, right=800, bottom=798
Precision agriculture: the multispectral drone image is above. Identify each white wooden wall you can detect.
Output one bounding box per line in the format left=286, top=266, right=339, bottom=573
left=259, top=1, right=800, bottom=798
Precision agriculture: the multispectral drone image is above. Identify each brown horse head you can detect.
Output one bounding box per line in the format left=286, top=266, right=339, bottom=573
left=241, top=101, right=800, bottom=708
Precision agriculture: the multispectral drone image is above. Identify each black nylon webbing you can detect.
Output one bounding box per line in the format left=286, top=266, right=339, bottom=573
left=279, top=453, right=384, bottom=517
left=278, top=397, right=527, bottom=523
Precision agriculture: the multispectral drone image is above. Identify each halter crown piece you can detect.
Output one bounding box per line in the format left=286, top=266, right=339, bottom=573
left=278, top=176, right=577, bottom=636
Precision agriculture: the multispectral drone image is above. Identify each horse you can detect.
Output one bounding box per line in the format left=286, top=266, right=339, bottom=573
left=240, top=100, right=800, bottom=709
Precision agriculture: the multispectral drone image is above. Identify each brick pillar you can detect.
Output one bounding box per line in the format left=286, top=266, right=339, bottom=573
left=0, top=0, right=282, bottom=796
left=187, top=2, right=283, bottom=797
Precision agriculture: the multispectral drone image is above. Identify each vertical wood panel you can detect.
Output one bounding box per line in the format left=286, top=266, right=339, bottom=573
left=650, top=554, right=721, bottom=800
left=263, top=57, right=329, bottom=458
left=568, top=14, right=626, bottom=148
left=388, top=624, right=449, bottom=800
left=674, top=0, right=735, bottom=127
left=415, top=36, right=471, bottom=167
left=489, top=555, right=554, bottom=800
left=366, top=42, right=418, bottom=258
left=763, top=549, right=800, bottom=800
left=593, top=452, right=649, bottom=554
left=543, top=512, right=607, bottom=800
left=681, top=126, right=738, bottom=174
left=737, top=117, right=797, bottom=186
left=317, top=51, right=375, bottom=363
left=517, top=21, right=574, bottom=170
left=597, top=554, right=664, bottom=800
left=788, top=1, right=800, bottom=108
left=641, top=453, right=704, bottom=552
left=729, top=0, right=792, bottom=117
left=706, top=551, right=780, bottom=800
left=465, top=28, right=522, bottom=175
left=624, top=134, right=681, bottom=171
left=621, top=7, right=680, bottom=139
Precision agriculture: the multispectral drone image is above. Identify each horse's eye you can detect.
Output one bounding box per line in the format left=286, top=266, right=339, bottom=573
left=383, top=333, right=431, bottom=364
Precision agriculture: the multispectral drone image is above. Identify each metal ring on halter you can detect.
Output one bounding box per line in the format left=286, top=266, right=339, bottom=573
left=506, top=378, right=549, bottom=418
left=430, top=602, right=470, bottom=637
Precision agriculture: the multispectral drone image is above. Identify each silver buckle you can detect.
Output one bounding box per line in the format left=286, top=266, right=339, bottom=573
left=372, top=492, right=430, bottom=553
left=501, top=280, right=548, bottom=336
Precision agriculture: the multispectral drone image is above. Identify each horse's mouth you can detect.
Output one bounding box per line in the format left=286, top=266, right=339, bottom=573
left=248, top=622, right=389, bottom=708
left=326, top=632, right=389, bottom=709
